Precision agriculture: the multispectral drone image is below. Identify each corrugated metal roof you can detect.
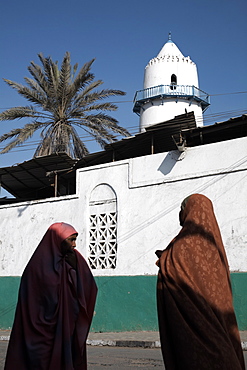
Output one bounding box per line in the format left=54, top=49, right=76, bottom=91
left=180, top=114, right=247, bottom=147
left=75, top=112, right=197, bottom=167
left=0, top=153, right=77, bottom=200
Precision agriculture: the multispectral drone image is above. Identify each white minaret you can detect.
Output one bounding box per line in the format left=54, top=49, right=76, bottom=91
left=133, top=33, right=210, bottom=131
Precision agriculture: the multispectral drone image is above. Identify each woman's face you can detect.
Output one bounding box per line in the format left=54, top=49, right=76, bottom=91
left=179, top=208, right=184, bottom=226
left=61, top=233, right=77, bottom=254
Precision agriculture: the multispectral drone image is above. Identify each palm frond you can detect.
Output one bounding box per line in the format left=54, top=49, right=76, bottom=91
left=0, top=106, right=40, bottom=121
left=24, top=77, right=47, bottom=98
left=70, top=127, right=89, bottom=157
left=3, top=79, right=48, bottom=107
left=0, top=121, right=48, bottom=153
left=77, top=102, right=118, bottom=112
left=27, top=62, right=50, bottom=95
left=73, top=88, right=125, bottom=113
left=37, top=53, right=60, bottom=102
left=3, top=79, right=26, bottom=93
left=34, top=136, right=53, bottom=157
left=87, top=130, right=110, bottom=149
left=96, top=89, right=126, bottom=98
left=70, top=58, right=95, bottom=96
left=71, top=63, right=79, bottom=81
left=57, top=52, right=72, bottom=110
left=24, top=78, right=54, bottom=111
left=75, top=80, right=104, bottom=98
left=84, top=112, right=129, bottom=134
left=74, top=118, right=116, bottom=140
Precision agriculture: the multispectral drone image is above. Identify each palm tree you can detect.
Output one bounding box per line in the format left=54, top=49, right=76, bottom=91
left=0, top=52, right=130, bottom=158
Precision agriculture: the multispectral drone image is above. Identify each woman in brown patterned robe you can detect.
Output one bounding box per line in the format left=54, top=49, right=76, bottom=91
left=156, top=194, right=245, bottom=370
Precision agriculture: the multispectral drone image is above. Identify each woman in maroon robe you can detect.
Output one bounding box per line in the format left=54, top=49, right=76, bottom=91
left=5, top=222, right=97, bottom=370
left=156, top=194, right=245, bottom=370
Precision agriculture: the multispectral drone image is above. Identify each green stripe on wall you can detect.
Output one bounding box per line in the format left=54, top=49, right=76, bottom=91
left=0, top=277, right=20, bottom=329
left=92, top=276, right=158, bottom=332
left=231, top=273, right=247, bottom=330
left=0, top=273, right=246, bottom=331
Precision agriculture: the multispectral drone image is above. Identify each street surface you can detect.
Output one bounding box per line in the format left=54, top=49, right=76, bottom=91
left=88, top=346, right=164, bottom=369
left=0, top=341, right=164, bottom=369
left=1, top=340, right=247, bottom=369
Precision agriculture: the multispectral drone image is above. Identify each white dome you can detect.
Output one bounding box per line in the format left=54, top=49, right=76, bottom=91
left=157, top=39, right=184, bottom=58
left=144, top=35, right=198, bottom=89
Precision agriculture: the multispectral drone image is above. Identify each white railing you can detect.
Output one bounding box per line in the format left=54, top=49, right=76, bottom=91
left=134, top=85, right=210, bottom=105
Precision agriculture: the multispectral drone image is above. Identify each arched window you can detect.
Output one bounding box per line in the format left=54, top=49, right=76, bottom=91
left=88, top=184, right=118, bottom=269
left=170, top=74, right=177, bottom=90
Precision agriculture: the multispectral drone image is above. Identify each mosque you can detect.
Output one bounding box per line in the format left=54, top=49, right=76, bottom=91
left=0, top=35, right=246, bottom=332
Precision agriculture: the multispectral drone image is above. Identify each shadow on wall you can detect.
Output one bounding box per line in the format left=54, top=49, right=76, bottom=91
left=17, top=204, right=30, bottom=217
left=158, top=151, right=184, bottom=176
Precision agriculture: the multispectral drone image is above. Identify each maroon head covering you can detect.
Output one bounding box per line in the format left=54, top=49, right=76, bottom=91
left=156, top=194, right=244, bottom=370
left=5, top=222, right=97, bottom=370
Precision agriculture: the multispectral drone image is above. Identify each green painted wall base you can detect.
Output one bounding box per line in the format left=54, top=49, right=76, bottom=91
left=92, top=276, right=158, bottom=332
left=0, top=277, right=20, bottom=329
left=231, top=273, right=247, bottom=330
left=0, top=273, right=246, bottom=331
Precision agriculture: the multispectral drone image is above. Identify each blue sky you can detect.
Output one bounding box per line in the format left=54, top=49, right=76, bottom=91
left=0, top=0, right=246, bottom=169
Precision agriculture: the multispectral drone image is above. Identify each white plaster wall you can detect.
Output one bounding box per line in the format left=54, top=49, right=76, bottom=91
left=0, top=137, right=246, bottom=277
left=0, top=196, right=85, bottom=276
left=144, top=56, right=199, bottom=88
left=139, top=99, right=203, bottom=129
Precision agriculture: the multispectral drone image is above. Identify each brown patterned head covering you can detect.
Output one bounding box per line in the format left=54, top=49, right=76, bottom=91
left=156, top=194, right=244, bottom=370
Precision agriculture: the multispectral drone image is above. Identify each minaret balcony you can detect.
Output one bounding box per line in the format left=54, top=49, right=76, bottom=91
left=133, top=85, right=210, bottom=114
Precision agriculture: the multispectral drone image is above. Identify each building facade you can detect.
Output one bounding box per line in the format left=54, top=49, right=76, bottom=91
left=0, top=133, right=246, bottom=331
left=0, top=35, right=246, bottom=332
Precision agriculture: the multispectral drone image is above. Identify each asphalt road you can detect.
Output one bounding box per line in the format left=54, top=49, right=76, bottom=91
left=0, top=341, right=164, bottom=369
left=87, top=346, right=164, bottom=369
left=1, top=341, right=247, bottom=369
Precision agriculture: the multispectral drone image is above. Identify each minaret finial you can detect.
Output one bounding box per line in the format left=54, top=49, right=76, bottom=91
left=168, top=32, right=172, bottom=41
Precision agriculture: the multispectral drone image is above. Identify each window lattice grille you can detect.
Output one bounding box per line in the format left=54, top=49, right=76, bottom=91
left=89, top=212, right=117, bottom=269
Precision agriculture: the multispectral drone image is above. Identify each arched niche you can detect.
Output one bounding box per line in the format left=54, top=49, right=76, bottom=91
left=88, top=184, right=118, bottom=269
